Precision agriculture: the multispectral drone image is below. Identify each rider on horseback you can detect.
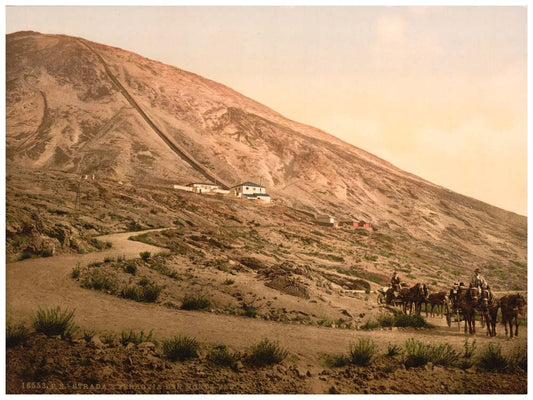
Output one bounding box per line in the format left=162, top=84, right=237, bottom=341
left=470, top=267, right=492, bottom=300
left=391, top=271, right=401, bottom=293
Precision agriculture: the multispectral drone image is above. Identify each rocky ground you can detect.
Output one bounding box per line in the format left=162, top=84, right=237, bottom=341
left=6, top=332, right=527, bottom=394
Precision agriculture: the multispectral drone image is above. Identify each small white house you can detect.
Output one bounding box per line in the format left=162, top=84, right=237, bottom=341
left=188, top=182, right=220, bottom=194
left=316, top=214, right=335, bottom=225
left=230, top=182, right=271, bottom=203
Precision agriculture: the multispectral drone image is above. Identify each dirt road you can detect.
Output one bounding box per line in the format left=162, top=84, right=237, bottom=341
left=6, top=229, right=526, bottom=367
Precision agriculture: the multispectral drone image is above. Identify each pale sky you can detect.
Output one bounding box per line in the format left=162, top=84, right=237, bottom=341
left=5, top=5, right=528, bottom=215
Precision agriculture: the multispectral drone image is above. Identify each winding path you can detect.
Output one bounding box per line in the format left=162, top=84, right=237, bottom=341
left=6, top=229, right=525, bottom=365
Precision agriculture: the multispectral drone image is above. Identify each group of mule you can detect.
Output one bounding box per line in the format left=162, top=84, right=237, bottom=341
left=378, top=282, right=526, bottom=337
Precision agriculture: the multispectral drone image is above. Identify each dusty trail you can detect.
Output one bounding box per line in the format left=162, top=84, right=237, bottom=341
left=6, top=229, right=526, bottom=366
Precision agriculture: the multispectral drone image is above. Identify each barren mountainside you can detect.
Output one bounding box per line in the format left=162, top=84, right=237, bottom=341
left=6, top=31, right=527, bottom=287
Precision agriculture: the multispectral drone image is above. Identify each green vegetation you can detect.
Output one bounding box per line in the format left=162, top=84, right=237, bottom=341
left=322, top=353, right=351, bottom=368
left=120, top=281, right=162, bottom=303
left=386, top=343, right=402, bottom=357
left=403, top=338, right=459, bottom=368
left=246, top=338, right=288, bottom=366
left=32, top=306, right=78, bottom=339
left=6, top=323, right=30, bottom=347
left=81, top=269, right=118, bottom=292
left=349, top=338, right=377, bottom=366
left=82, top=330, right=96, bottom=343
left=208, top=345, right=241, bottom=367
left=120, top=329, right=154, bottom=346
left=475, top=343, right=509, bottom=372
left=140, top=251, right=151, bottom=261
left=162, top=335, right=200, bottom=361
left=181, top=294, right=211, bottom=310
left=360, top=311, right=432, bottom=330
left=71, top=263, right=81, bottom=279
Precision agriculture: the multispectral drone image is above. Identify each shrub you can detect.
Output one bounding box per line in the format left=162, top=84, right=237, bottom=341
left=242, top=303, right=259, bottom=318
left=463, top=338, right=477, bottom=359
left=82, top=330, right=96, bottom=343
left=386, top=343, right=402, bottom=357
left=6, top=323, right=29, bottom=347
left=393, top=313, right=431, bottom=328
left=181, top=294, right=211, bottom=310
left=121, top=285, right=143, bottom=301
left=140, top=251, right=151, bottom=261
left=104, top=256, right=115, bottom=263
left=162, top=336, right=199, bottom=361
left=349, top=338, right=377, bottom=366
left=120, top=329, right=153, bottom=346
left=360, top=320, right=380, bottom=330
left=32, top=306, right=78, bottom=339
left=476, top=343, right=509, bottom=372
left=71, top=264, right=80, bottom=279
left=377, top=313, right=395, bottom=328
left=403, top=338, right=459, bottom=368
left=323, top=353, right=350, bottom=368
left=101, top=333, right=117, bottom=346
left=88, top=261, right=103, bottom=268
left=124, top=262, right=137, bottom=275
left=208, top=345, right=241, bottom=367
left=246, top=338, right=288, bottom=366
left=224, top=279, right=235, bottom=285
left=142, top=283, right=163, bottom=302
left=82, top=270, right=117, bottom=292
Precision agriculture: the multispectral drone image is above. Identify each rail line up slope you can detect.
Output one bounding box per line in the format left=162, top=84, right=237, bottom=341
left=79, top=40, right=231, bottom=189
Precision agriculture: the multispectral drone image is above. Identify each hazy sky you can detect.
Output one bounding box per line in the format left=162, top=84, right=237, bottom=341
left=5, top=6, right=527, bottom=215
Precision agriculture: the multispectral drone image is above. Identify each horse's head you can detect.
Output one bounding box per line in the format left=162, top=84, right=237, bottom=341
left=479, top=289, right=491, bottom=308
left=468, top=286, right=479, bottom=303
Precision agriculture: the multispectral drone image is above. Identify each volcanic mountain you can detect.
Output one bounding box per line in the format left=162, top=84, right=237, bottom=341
left=6, top=31, right=527, bottom=286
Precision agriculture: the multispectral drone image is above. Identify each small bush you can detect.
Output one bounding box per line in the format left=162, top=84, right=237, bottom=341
left=140, top=251, right=151, bottom=261
left=224, top=279, right=235, bottom=285
left=120, top=329, right=153, bottom=346
left=6, top=323, right=30, bottom=347
left=242, top=303, right=259, bottom=318
left=82, top=270, right=117, bottom=292
left=101, top=333, right=117, bottom=346
left=360, top=320, right=380, bottom=330
left=104, top=256, right=115, bottom=263
left=463, top=338, right=477, bottom=359
left=404, top=338, right=459, bottom=368
left=121, top=285, right=143, bottom=301
left=394, top=313, right=431, bottom=328
left=377, top=313, right=395, bottom=328
left=71, top=264, right=80, bottom=279
left=32, top=306, right=78, bottom=339
left=88, top=261, right=103, bottom=268
left=142, top=283, right=163, bottom=302
left=476, top=343, right=509, bottom=372
left=124, top=262, right=137, bottom=275
left=208, top=345, right=241, bottom=367
left=162, top=336, right=199, bottom=361
left=323, top=353, right=350, bottom=368
left=349, top=338, right=377, bottom=366
left=82, top=330, right=96, bottom=343
left=386, top=343, right=402, bottom=357
left=181, top=294, right=211, bottom=310
left=246, top=338, right=288, bottom=366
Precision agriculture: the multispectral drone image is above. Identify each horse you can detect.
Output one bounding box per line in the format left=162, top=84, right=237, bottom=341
left=477, top=287, right=498, bottom=337
left=424, top=291, right=448, bottom=317
left=455, top=285, right=479, bottom=334
left=499, top=293, right=526, bottom=338
left=399, top=283, right=428, bottom=315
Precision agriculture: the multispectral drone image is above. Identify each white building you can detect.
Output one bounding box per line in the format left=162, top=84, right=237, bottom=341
left=315, top=214, right=335, bottom=225
left=188, top=182, right=220, bottom=194
left=230, top=182, right=271, bottom=203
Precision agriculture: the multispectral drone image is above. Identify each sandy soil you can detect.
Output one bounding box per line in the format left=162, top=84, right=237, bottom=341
left=7, top=229, right=527, bottom=394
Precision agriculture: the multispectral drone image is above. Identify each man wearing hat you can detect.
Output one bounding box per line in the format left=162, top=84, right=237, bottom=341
left=470, top=267, right=488, bottom=289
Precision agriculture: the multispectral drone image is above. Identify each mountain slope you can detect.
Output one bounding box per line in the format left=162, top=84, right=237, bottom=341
left=6, top=31, right=527, bottom=282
